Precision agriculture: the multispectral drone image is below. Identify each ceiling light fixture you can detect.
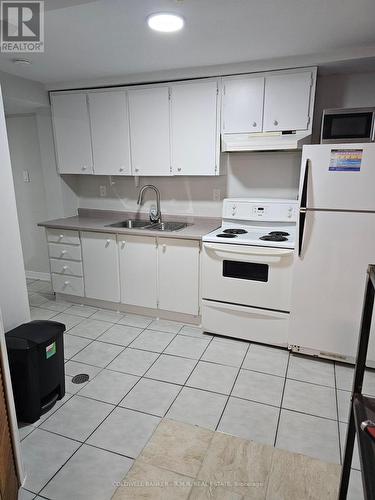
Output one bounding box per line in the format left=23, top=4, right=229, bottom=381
left=12, top=58, right=32, bottom=65
left=147, top=13, right=184, bottom=33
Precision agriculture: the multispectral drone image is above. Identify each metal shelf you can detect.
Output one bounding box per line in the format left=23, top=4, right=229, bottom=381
left=339, top=264, right=375, bottom=500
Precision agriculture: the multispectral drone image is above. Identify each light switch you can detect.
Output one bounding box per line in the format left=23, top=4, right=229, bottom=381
left=23, top=170, right=30, bottom=183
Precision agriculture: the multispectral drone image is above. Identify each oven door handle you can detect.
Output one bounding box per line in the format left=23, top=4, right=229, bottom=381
left=203, top=243, right=293, bottom=263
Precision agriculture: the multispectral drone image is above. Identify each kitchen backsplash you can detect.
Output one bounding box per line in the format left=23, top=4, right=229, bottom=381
left=76, top=151, right=301, bottom=217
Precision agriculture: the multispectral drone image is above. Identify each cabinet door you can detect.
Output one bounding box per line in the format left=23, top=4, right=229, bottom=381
left=128, top=87, right=171, bottom=176
left=81, top=232, right=120, bottom=302
left=222, top=76, right=264, bottom=133
left=158, top=238, right=200, bottom=315
left=263, top=71, right=313, bottom=132
left=51, top=93, right=93, bottom=174
left=171, top=80, right=219, bottom=175
left=118, top=235, right=157, bottom=308
left=88, top=91, right=131, bottom=175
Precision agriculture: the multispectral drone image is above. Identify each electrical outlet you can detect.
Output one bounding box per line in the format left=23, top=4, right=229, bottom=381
left=213, top=189, right=221, bottom=202
left=99, top=185, right=107, bottom=197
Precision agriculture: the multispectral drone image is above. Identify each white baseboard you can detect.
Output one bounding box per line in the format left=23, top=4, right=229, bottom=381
left=26, top=270, right=51, bottom=281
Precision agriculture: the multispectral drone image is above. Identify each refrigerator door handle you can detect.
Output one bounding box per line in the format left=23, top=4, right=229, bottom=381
left=300, top=158, right=310, bottom=209
left=298, top=208, right=307, bottom=257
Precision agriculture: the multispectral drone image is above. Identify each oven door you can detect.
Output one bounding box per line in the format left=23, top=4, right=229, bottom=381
left=201, top=242, right=294, bottom=311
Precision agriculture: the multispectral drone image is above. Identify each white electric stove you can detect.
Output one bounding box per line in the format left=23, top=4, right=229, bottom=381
left=201, top=198, right=298, bottom=347
left=203, top=198, right=297, bottom=248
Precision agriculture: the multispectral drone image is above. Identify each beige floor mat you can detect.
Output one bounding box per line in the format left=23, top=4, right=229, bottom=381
left=112, top=418, right=341, bottom=499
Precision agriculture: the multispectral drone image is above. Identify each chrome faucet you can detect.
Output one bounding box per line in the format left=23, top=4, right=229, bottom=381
left=137, top=185, right=162, bottom=223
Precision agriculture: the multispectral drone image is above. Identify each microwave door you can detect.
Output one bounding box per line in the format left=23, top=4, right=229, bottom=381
left=322, top=110, right=374, bottom=143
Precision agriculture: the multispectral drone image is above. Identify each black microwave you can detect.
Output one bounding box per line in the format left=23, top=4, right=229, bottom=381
left=321, top=107, right=375, bottom=143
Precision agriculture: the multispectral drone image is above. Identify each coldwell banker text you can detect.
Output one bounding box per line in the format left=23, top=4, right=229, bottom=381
left=1, top=0, right=44, bottom=52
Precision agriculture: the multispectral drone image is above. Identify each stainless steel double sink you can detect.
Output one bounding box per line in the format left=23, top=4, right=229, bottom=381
left=106, top=219, right=188, bottom=232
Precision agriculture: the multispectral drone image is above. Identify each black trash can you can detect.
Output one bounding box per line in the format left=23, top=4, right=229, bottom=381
left=6, top=320, right=65, bottom=423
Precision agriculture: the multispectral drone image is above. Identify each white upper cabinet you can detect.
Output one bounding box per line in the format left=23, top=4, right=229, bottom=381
left=88, top=91, right=131, bottom=175
left=81, top=232, right=120, bottom=302
left=263, top=71, right=313, bottom=132
left=170, top=80, right=219, bottom=176
left=222, top=76, right=264, bottom=134
left=128, top=86, right=171, bottom=176
left=51, top=93, right=93, bottom=174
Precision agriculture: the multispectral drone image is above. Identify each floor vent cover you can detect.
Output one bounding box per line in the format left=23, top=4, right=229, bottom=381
left=71, top=374, right=90, bottom=384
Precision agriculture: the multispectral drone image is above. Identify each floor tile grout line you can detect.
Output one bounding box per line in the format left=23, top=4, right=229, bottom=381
left=334, top=361, right=344, bottom=465
left=35, top=365, right=147, bottom=497
left=168, top=334, right=215, bottom=424
left=214, top=342, right=251, bottom=432
left=159, top=336, right=212, bottom=419
left=273, top=350, right=291, bottom=447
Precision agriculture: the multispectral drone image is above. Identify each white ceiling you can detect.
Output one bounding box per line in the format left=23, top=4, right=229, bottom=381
left=0, top=0, right=375, bottom=85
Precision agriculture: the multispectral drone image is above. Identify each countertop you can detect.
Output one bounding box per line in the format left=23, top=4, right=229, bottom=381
left=38, top=209, right=221, bottom=241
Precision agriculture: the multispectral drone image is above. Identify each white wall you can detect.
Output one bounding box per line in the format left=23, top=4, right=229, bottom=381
left=6, top=114, right=50, bottom=275
left=0, top=86, right=30, bottom=331
left=0, top=69, right=49, bottom=114
left=5, top=110, right=79, bottom=276
left=313, top=71, right=375, bottom=141
left=77, top=151, right=301, bottom=218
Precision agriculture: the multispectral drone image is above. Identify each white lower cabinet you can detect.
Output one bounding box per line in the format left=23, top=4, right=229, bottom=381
left=81, top=232, right=120, bottom=302
left=158, top=238, right=200, bottom=316
left=118, top=235, right=158, bottom=308
left=55, top=230, right=201, bottom=316
left=52, top=274, right=84, bottom=297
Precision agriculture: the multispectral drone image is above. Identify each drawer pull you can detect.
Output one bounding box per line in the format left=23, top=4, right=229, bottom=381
left=61, top=250, right=67, bottom=255
left=64, top=281, right=70, bottom=286
left=59, top=234, right=64, bottom=239
left=63, top=265, right=68, bottom=271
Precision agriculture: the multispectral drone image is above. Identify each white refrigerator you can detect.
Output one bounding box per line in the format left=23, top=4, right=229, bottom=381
left=289, top=143, right=375, bottom=364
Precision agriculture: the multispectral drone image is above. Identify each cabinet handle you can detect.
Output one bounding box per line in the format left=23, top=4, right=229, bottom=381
left=64, top=281, right=70, bottom=286
left=135, top=168, right=139, bottom=173
left=63, top=265, right=68, bottom=270
left=177, top=168, right=181, bottom=172
left=61, top=250, right=67, bottom=255
left=252, top=122, right=257, bottom=127
left=82, top=165, right=87, bottom=171
left=119, top=167, right=124, bottom=172
left=59, top=234, right=64, bottom=239
left=121, top=241, right=125, bottom=248
left=274, top=120, right=278, bottom=126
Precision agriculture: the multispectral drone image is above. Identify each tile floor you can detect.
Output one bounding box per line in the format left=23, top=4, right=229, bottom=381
left=19, top=279, right=367, bottom=499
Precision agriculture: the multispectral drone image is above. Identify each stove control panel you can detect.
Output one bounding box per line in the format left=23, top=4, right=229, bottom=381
left=223, top=199, right=298, bottom=222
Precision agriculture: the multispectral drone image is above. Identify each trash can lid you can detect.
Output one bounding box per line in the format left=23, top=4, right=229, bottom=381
left=6, top=320, right=66, bottom=347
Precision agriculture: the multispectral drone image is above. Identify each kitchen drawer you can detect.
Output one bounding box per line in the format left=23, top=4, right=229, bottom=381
left=50, top=258, right=83, bottom=277
left=48, top=243, right=82, bottom=261
left=47, top=228, right=80, bottom=245
left=202, top=299, right=289, bottom=347
left=52, top=274, right=84, bottom=296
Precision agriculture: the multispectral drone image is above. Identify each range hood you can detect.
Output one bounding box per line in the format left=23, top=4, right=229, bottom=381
left=221, top=131, right=312, bottom=152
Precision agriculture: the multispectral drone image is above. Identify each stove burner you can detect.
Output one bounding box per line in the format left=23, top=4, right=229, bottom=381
left=223, top=228, right=248, bottom=235
left=216, top=233, right=237, bottom=239
left=260, top=234, right=288, bottom=242
left=269, top=231, right=290, bottom=237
